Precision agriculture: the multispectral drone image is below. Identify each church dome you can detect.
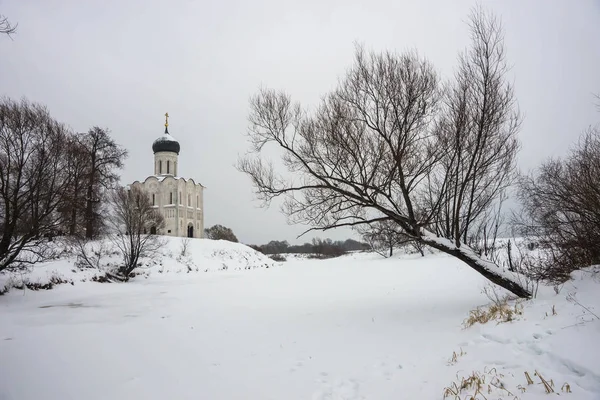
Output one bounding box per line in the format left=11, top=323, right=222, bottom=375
left=152, top=128, right=180, bottom=155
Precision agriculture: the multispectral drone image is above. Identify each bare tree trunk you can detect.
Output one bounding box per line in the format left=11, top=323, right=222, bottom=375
left=85, top=175, right=95, bottom=239
left=69, top=206, right=78, bottom=236
left=419, top=236, right=530, bottom=298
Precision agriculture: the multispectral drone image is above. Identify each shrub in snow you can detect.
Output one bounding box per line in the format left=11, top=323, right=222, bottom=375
left=2, top=272, right=73, bottom=293
left=269, top=254, right=286, bottom=262
left=107, top=186, right=166, bottom=281
left=516, top=127, right=600, bottom=283
left=71, top=237, right=108, bottom=270
left=204, top=225, right=238, bottom=242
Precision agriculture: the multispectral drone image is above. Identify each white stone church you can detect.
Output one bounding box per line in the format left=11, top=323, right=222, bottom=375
left=131, top=114, right=204, bottom=238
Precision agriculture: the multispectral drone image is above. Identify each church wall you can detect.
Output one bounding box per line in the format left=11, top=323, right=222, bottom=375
left=175, top=179, right=204, bottom=238
left=131, top=176, right=204, bottom=239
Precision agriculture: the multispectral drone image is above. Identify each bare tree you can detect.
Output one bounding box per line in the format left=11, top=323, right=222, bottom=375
left=311, top=237, right=346, bottom=258
left=78, top=127, right=128, bottom=239
left=107, top=186, right=165, bottom=281
left=60, top=136, right=89, bottom=236
left=0, top=14, right=17, bottom=36
left=238, top=7, right=531, bottom=297
left=204, top=224, right=239, bottom=242
left=357, top=220, right=422, bottom=258
left=0, top=97, right=71, bottom=271
left=516, top=126, right=600, bottom=282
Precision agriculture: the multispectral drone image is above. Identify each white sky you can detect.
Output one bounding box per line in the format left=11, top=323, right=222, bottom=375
left=1, top=0, right=599, bottom=244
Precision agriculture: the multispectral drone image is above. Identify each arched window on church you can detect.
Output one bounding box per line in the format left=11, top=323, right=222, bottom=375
left=167, top=160, right=170, bottom=174
left=188, top=194, right=191, bottom=207
left=196, top=195, right=199, bottom=208
left=179, top=191, right=182, bottom=205
left=159, top=160, right=162, bottom=174
left=152, top=193, right=155, bottom=206
left=169, top=192, right=173, bottom=204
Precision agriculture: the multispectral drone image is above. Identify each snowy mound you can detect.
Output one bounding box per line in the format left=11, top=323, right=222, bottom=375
left=0, top=237, right=274, bottom=292
left=153, top=237, right=275, bottom=273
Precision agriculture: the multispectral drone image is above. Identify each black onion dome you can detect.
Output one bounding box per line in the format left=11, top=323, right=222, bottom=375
left=152, top=127, right=180, bottom=154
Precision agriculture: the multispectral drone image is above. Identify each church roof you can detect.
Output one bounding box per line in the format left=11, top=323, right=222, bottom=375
left=153, top=114, right=180, bottom=154
left=132, top=174, right=205, bottom=187
left=152, top=127, right=181, bottom=154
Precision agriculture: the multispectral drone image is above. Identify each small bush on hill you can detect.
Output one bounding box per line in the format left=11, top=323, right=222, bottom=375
left=269, top=254, right=286, bottom=262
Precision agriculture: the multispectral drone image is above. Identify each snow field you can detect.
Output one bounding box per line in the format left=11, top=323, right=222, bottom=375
left=0, top=238, right=598, bottom=399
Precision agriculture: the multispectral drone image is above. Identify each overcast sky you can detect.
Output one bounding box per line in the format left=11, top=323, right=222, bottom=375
left=1, top=0, right=599, bottom=244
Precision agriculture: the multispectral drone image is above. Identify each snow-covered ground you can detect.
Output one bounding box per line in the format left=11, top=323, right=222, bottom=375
left=0, top=237, right=274, bottom=292
left=0, top=239, right=598, bottom=399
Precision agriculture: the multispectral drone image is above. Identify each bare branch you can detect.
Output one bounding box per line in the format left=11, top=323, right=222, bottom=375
left=0, top=14, right=17, bottom=37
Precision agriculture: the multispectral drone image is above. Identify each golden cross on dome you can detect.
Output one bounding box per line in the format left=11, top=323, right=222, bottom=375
left=164, top=112, right=169, bottom=128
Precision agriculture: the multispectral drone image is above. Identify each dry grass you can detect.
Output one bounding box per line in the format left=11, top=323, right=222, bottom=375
left=463, top=299, right=524, bottom=328
left=545, top=304, right=558, bottom=318
left=448, top=348, right=467, bottom=366
left=524, top=369, right=572, bottom=394
left=444, top=367, right=572, bottom=399
left=443, top=367, right=517, bottom=399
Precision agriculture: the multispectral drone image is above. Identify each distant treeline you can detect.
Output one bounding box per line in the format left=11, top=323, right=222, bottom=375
left=248, top=238, right=369, bottom=258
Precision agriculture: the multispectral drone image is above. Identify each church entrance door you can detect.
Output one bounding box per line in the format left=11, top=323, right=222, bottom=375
left=187, top=224, right=194, bottom=238
left=150, top=226, right=157, bottom=235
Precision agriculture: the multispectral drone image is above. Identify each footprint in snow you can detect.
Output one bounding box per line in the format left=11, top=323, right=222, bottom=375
left=481, top=333, right=511, bottom=345
left=372, top=361, right=402, bottom=381
left=312, top=378, right=364, bottom=400
left=532, top=333, right=544, bottom=340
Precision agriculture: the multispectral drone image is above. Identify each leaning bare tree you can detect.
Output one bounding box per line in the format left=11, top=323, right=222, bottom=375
left=107, top=186, right=165, bottom=281
left=0, top=97, right=71, bottom=271
left=238, top=7, right=531, bottom=297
